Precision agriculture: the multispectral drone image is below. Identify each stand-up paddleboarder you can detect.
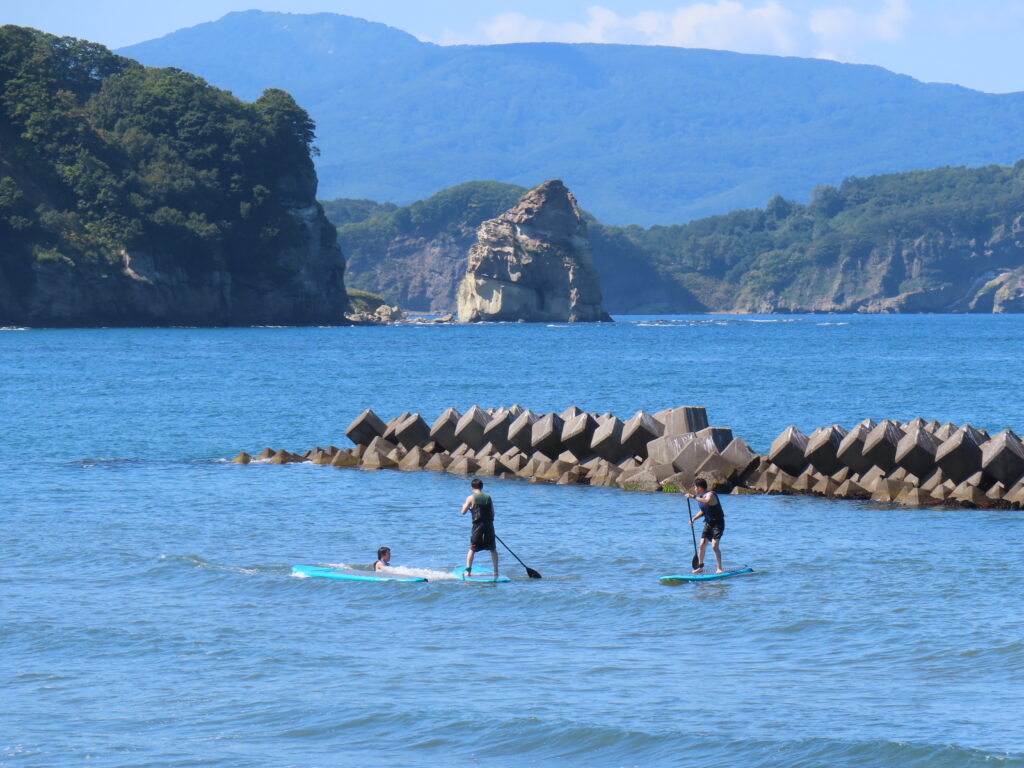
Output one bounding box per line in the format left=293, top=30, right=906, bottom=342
left=459, top=478, right=499, bottom=579
left=685, top=478, right=725, bottom=574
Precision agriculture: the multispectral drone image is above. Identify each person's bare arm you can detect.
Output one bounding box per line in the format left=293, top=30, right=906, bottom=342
left=460, top=495, right=474, bottom=515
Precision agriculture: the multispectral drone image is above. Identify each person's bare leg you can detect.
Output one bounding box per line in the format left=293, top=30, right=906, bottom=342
left=711, top=539, right=723, bottom=573
left=465, top=549, right=475, bottom=576
left=693, top=539, right=708, bottom=573
left=490, top=548, right=499, bottom=579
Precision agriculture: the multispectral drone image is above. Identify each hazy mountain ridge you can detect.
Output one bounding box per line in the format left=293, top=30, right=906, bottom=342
left=121, top=10, right=1024, bottom=226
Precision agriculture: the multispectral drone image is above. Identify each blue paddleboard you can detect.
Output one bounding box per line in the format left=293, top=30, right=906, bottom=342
left=292, top=565, right=428, bottom=583
left=451, top=566, right=510, bottom=583
left=659, top=567, right=754, bottom=584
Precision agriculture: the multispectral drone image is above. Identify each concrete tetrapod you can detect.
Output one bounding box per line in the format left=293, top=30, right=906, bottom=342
left=507, top=409, right=539, bottom=454
left=429, top=408, right=462, bottom=453
left=647, top=434, right=699, bottom=466
left=394, top=413, right=431, bottom=450
left=804, top=425, right=847, bottom=476
left=696, top=426, right=734, bottom=453
left=381, top=412, right=410, bottom=444
left=769, top=426, right=809, bottom=476
left=659, top=406, right=709, bottom=436
left=981, top=429, right=1024, bottom=487
left=561, top=413, right=599, bottom=460
left=482, top=411, right=514, bottom=454
left=531, top=413, right=566, bottom=459
left=590, top=416, right=626, bottom=462
left=345, top=409, right=387, bottom=447
left=454, top=405, right=490, bottom=451
left=894, top=426, right=941, bottom=480
left=621, top=410, right=664, bottom=460
left=836, top=423, right=875, bottom=476
left=935, top=428, right=983, bottom=485
left=720, top=438, right=760, bottom=478
left=861, top=420, right=904, bottom=474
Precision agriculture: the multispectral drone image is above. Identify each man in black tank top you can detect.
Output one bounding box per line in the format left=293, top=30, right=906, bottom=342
left=459, top=478, right=499, bottom=578
left=685, top=478, right=725, bottom=574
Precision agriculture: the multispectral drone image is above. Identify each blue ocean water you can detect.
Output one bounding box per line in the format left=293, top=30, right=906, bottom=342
left=3, top=315, right=1024, bottom=767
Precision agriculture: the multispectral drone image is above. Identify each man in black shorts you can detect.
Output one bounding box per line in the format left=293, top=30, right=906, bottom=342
left=459, top=478, right=499, bottom=579
left=685, top=478, right=725, bottom=574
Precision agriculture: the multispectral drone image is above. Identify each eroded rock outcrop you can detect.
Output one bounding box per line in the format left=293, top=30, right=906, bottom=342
left=456, top=180, right=611, bottom=323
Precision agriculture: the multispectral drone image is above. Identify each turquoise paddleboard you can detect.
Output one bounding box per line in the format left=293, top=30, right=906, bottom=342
left=659, top=567, right=754, bottom=584
left=292, top=565, right=428, bottom=583
left=452, top=566, right=510, bottom=583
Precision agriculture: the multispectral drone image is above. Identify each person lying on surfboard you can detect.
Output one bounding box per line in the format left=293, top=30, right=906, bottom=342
left=685, top=478, right=725, bottom=574
left=459, top=478, right=499, bottom=579
left=373, top=546, right=392, bottom=572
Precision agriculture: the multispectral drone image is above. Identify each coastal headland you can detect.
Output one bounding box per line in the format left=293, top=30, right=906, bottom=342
left=233, top=405, right=1024, bottom=510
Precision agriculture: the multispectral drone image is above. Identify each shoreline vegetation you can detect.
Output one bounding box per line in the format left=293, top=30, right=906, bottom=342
left=332, top=164, right=1024, bottom=317
left=232, top=406, right=1024, bottom=511
left=4, top=24, right=1024, bottom=326
left=0, top=26, right=347, bottom=327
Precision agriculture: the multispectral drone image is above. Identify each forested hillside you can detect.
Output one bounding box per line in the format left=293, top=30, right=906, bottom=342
left=122, top=10, right=1024, bottom=225
left=328, top=164, right=1024, bottom=314
left=0, top=25, right=348, bottom=326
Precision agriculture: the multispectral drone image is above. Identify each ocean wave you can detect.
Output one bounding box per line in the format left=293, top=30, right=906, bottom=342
left=157, top=553, right=288, bottom=577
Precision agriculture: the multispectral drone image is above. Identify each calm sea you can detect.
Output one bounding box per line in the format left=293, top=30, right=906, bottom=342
left=3, top=316, right=1023, bottom=767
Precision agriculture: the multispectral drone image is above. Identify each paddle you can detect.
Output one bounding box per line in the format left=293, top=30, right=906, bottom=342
left=494, top=533, right=542, bottom=579
left=686, top=497, right=701, bottom=570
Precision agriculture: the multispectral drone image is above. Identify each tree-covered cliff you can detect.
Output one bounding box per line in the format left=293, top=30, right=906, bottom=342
left=327, top=163, right=1024, bottom=314
left=0, top=25, right=348, bottom=326
left=622, top=162, right=1024, bottom=312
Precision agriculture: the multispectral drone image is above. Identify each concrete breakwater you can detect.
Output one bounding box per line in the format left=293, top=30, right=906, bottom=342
left=231, top=407, right=1024, bottom=509
left=762, top=419, right=1024, bottom=508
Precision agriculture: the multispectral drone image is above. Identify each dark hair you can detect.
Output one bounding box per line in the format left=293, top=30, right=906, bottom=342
left=470, top=478, right=484, bottom=489
left=377, top=546, right=390, bottom=560
left=694, top=478, right=708, bottom=490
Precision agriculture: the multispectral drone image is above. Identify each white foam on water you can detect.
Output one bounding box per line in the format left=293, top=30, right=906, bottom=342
left=387, top=565, right=459, bottom=580
left=0, top=326, right=29, bottom=331
left=325, top=563, right=459, bottom=580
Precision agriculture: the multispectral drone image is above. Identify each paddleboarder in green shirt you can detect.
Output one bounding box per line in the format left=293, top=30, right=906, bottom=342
left=460, top=478, right=499, bottom=579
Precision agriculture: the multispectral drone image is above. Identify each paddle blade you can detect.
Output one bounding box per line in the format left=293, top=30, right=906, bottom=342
left=692, top=553, right=701, bottom=570
left=525, top=566, right=542, bottom=579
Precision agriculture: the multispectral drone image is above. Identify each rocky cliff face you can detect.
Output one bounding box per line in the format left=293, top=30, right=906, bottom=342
left=456, top=180, right=611, bottom=323
left=727, top=217, right=1024, bottom=314
left=2, top=174, right=348, bottom=327
left=345, top=232, right=475, bottom=313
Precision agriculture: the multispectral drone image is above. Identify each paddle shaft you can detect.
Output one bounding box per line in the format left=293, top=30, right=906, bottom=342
left=494, top=533, right=542, bottom=579
left=686, top=497, right=701, bottom=570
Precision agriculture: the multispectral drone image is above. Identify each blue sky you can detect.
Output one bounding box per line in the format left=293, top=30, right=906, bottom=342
left=6, top=0, right=1024, bottom=93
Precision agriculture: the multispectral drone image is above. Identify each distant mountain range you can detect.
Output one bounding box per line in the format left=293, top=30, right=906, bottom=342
left=121, top=10, right=1024, bottom=226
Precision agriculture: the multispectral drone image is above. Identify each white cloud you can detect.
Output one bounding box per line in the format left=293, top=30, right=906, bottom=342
left=439, top=1, right=913, bottom=62
left=811, top=0, right=910, bottom=56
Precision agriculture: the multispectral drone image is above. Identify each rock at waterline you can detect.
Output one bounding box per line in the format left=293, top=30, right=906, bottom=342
left=456, top=180, right=612, bottom=323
